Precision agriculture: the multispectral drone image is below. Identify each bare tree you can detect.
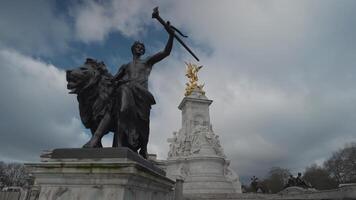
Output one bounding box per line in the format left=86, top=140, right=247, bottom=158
left=0, top=162, right=33, bottom=188
left=0, top=161, right=5, bottom=188
left=303, top=164, right=338, bottom=190
left=324, top=142, right=356, bottom=184
left=262, top=167, right=291, bottom=193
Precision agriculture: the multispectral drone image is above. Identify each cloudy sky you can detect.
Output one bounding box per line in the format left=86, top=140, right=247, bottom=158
left=1, top=0, right=356, bottom=182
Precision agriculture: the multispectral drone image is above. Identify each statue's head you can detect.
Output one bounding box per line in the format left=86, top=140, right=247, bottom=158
left=131, top=41, right=145, bottom=56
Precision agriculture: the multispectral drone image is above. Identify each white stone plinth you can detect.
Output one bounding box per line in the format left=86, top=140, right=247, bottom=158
left=164, top=91, right=242, bottom=195
left=165, top=156, right=240, bottom=194
left=26, top=148, right=175, bottom=200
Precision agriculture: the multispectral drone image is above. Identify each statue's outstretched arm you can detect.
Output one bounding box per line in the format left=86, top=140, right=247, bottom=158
left=147, top=31, right=174, bottom=66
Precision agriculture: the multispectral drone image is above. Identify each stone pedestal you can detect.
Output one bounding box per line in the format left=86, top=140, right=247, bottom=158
left=25, top=148, right=175, bottom=200
left=164, top=90, right=242, bottom=195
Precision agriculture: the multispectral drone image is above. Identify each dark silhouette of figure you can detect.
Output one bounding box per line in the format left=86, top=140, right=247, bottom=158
left=250, top=176, right=268, bottom=193
left=296, top=172, right=311, bottom=188
left=66, top=24, right=175, bottom=159
left=285, top=175, right=297, bottom=188
left=284, top=173, right=312, bottom=189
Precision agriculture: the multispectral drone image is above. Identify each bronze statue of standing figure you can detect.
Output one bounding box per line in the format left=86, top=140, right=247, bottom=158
left=66, top=7, right=198, bottom=159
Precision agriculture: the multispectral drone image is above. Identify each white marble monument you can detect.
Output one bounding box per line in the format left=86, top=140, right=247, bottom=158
left=163, top=63, right=242, bottom=194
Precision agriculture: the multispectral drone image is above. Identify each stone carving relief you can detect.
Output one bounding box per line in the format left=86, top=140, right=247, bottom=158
left=224, top=160, right=241, bottom=191
left=179, top=163, right=190, bottom=179
left=167, top=121, right=225, bottom=158
left=167, top=131, right=179, bottom=158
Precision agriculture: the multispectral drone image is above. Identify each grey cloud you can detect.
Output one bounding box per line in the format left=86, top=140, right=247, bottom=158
left=145, top=0, right=356, bottom=178
left=0, top=50, right=88, bottom=162
left=70, top=0, right=155, bottom=43
left=0, top=0, right=72, bottom=56
left=1, top=0, right=356, bottom=182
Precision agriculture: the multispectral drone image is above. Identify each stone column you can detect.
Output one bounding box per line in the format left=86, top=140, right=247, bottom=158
left=165, top=89, right=242, bottom=195
left=178, top=90, right=213, bottom=137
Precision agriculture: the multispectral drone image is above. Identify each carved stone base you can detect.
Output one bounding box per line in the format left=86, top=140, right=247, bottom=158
left=184, top=184, right=356, bottom=200
left=163, top=156, right=241, bottom=194
left=25, top=148, right=175, bottom=200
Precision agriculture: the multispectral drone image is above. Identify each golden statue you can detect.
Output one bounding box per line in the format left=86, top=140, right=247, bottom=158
left=185, top=62, right=205, bottom=96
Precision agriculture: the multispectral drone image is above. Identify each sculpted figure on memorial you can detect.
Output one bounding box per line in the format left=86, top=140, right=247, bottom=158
left=66, top=7, right=200, bottom=159
left=285, top=175, right=297, bottom=188
left=67, top=28, right=173, bottom=158
left=66, top=8, right=186, bottom=159
left=249, top=176, right=268, bottom=193
left=180, top=163, right=190, bottom=179
left=169, top=124, right=220, bottom=157
left=168, top=144, right=173, bottom=158
left=284, top=172, right=313, bottom=189
left=168, top=131, right=182, bottom=158
left=224, top=160, right=241, bottom=191
left=167, top=132, right=177, bottom=157
left=190, top=124, right=206, bottom=154
left=185, top=63, right=205, bottom=96
left=182, top=129, right=192, bottom=156
left=296, top=173, right=312, bottom=188
left=211, top=135, right=225, bottom=157
left=168, top=129, right=191, bottom=158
